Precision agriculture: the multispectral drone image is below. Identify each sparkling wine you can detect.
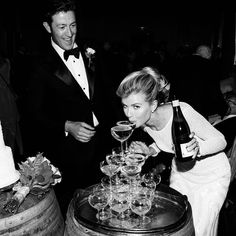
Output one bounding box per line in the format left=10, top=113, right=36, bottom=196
left=111, top=125, right=132, bottom=142
left=88, top=194, right=108, bottom=210
left=130, top=197, right=152, bottom=216
left=171, top=99, right=194, bottom=162
left=112, top=185, right=130, bottom=201
left=121, top=165, right=141, bottom=178
left=109, top=198, right=129, bottom=214
left=125, top=153, right=146, bottom=166
left=106, top=154, right=124, bottom=166
left=100, top=164, right=119, bottom=177
left=116, top=120, right=136, bottom=130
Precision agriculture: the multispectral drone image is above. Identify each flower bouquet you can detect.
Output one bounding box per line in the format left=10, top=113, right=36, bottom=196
left=3, top=152, right=61, bottom=214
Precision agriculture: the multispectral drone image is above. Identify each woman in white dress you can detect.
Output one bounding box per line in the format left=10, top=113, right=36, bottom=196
left=116, top=66, right=231, bottom=236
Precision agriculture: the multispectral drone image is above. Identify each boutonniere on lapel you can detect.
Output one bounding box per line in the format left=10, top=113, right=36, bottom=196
left=85, top=47, right=96, bottom=69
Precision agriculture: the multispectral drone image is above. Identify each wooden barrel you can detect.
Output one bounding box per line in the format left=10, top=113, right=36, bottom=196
left=0, top=189, right=65, bottom=235
left=64, top=185, right=195, bottom=236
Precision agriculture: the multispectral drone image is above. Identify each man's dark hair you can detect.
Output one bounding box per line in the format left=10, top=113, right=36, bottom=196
left=42, top=0, right=76, bottom=24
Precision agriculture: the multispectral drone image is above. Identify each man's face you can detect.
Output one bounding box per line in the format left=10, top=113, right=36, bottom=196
left=44, top=10, right=77, bottom=50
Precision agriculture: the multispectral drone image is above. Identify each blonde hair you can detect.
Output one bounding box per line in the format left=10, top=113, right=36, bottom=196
left=116, top=66, right=167, bottom=103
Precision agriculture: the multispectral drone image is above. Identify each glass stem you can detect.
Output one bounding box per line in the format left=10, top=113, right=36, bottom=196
left=109, top=177, right=112, bottom=200
left=125, top=140, right=128, bottom=153
left=120, top=141, right=124, bottom=156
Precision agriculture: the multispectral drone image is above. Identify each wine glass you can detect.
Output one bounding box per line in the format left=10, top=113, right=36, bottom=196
left=130, top=194, right=152, bottom=226
left=111, top=125, right=133, bottom=156
left=100, top=160, right=120, bottom=178
left=120, top=164, right=142, bottom=205
left=139, top=177, right=156, bottom=202
left=100, top=160, right=120, bottom=199
left=109, top=178, right=130, bottom=221
left=120, top=165, right=142, bottom=180
left=88, top=186, right=110, bottom=221
left=106, top=153, right=124, bottom=167
left=116, top=121, right=136, bottom=153
left=125, top=152, right=147, bottom=167
left=142, top=172, right=161, bottom=186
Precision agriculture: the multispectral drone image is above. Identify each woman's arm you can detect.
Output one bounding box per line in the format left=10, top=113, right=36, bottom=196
left=182, top=102, right=227, bottom=156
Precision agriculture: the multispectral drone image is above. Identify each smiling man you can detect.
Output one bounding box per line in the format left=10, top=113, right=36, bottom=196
left=25, top=0, right=113, bottom=217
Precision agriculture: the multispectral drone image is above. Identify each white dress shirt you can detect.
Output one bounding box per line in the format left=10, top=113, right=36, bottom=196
left=51, top=40, right=99, bottom=127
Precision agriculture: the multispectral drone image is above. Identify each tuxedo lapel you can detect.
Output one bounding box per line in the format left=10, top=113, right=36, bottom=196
left=47, top=47, right=95, bottom=100
left=54, top=64, right=77, bottom=87
left=46, top=48, right=78, bottom=88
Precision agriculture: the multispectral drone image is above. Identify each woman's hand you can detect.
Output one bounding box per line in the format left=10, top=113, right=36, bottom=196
left=129, top=141, right=155, bottom=157
left=187, top=132, right=200, bottom=159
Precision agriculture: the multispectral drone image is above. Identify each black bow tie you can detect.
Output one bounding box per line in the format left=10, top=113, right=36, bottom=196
left=63, top=47, right=80, bottom=61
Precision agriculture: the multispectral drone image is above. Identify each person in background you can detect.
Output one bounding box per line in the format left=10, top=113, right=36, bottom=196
left=116, top=66, right=231, bottom=236
left=195, top=44, right=212, bottom=59
left=171, top=44, right=227, bottom=120
left=214, top=92, right=236, bottom=153
left=0, top=53, right=23, bottom=161
left=220, top=66, right=236, bottom=95
left=25, top=0, right=113, bottom=216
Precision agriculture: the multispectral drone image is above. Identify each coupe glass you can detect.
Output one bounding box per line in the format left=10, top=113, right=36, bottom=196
left=106, top=153, right=124, bottom=167
left=109, top=178, right=130, bottom=221
left=142, top=172, right=161, bottom=186
left=100, top=160, right=120, bottom=178
left=88, top=187, right=110, bottom=221
left=120, top=164, right=142, bottom=206
left=100, top=160, right=120, bottom=199
left=120, top=165, right=142, bottom=180
left=138, top=177, right=156, bottom=202
left=130, top=194, right=152, bottom=225
left=111, top=125, right=133, bottom=156
left=125, top=152, right=147, bottom=167
left=116, top=121, right=136, bottom=153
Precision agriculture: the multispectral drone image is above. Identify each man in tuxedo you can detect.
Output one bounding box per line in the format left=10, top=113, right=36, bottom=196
left=25, top=0, right=113, bottom=216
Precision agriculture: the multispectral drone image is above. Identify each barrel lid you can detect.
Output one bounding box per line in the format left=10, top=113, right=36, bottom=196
left=73, top=184, right=191, bottom=234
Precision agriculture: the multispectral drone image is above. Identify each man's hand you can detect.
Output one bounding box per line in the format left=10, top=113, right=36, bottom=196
left=65, top=121, right=96, bottom=142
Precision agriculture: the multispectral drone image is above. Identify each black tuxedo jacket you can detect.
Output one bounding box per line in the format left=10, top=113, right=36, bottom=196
left=26, top=44, right=113, bottom=190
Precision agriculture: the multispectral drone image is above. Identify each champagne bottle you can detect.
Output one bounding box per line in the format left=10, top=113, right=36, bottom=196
left=171, top=99, right=194, bottom=162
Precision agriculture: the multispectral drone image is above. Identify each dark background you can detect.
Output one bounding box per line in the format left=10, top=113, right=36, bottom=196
left=0, top=2, right=235, bottom=76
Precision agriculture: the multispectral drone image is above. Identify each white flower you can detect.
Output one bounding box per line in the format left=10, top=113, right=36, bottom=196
left=85, top=47, right=96, bottom=68
left=86, top=47, right=96, bottom=56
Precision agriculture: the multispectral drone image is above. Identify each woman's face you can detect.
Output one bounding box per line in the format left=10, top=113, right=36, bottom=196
left=121, top=92, right=156, bottom=128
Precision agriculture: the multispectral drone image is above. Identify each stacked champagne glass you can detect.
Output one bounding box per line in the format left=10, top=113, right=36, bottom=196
left=88, top=121, right=161, bottom=226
